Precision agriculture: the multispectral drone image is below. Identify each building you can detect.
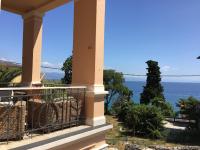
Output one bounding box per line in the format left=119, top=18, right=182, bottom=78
left=0, top=0, right=112, bottom=149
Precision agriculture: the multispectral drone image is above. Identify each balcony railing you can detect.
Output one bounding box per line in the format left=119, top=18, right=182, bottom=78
left=0, top=86, right=86, bottom=143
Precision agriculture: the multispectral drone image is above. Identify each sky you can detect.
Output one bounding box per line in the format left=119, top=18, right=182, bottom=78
left=1, top=0, right=200, bottom=82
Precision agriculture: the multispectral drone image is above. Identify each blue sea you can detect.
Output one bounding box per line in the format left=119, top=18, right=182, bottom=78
left=125, top=81, right=200, bottom=110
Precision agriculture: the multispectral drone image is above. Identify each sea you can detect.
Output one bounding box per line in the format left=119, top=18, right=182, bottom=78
left=125, top=81, right=200, bottom=111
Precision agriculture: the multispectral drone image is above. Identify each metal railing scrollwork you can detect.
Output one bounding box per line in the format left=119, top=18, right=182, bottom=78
left=0, top=86, right=86, bottom=143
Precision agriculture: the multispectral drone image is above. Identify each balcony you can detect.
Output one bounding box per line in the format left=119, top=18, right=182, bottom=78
left=1, top=0, right=112, bottom=149
left=0, top=86, right=112, bottom=150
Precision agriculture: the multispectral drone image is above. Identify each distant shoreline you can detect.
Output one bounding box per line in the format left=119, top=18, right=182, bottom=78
left=125, top=81, right=200, bottom=110
left=125, top=80, right=200, bottom=84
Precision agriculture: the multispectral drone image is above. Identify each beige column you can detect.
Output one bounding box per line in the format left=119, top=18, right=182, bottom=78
left=21, top=12, right=44, bottom=86
left=72, top=0, right=107, bottom=126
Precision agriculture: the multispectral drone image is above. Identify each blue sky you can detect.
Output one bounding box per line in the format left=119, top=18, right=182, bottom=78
left=1, top=0, right=200, bottom=82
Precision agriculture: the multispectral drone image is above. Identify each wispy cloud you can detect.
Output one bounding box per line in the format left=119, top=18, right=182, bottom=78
left=42, top=61, right=62, bottom=72
left=0, top=57, right=14, bottom=62
left=0, top=57, right=8, bottom=61
left=58, top=63, right=63, bottom=68
left=161, top=65, right=171, bottom=72
left=42, top=61, right=54, bottom=67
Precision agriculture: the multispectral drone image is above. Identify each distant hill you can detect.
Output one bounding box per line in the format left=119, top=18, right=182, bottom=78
left=125, top=76, right=146, bottom=82
left=44, top=72, right=64, bottom=80
left=0, top=59, right=64, bottom=80
left=0, top=60, right=21, bottom=68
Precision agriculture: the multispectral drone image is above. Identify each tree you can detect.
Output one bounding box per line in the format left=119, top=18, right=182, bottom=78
left=104, top=69, right=133, bottom=114
left=0, top=67, right=21, bottom=83
left=140, top=60, right=165, bottom=104
left=120, top=86, right=133, bottom=101
left=124, top=104, right=164, bottom=139
left=61, top=57, right=133, bottom=114
left=177, top=97, right=200, bottom=130
left=61, top=56, right=72, bottom=84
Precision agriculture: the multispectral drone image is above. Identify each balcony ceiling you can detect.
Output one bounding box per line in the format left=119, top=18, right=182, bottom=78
left=2, top=0, right=71, bottom=15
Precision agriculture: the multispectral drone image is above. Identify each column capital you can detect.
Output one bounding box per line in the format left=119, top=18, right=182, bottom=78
left=22, top=11, right=45, bottom=20
left=71, top=84, right=108, bottom=97
left=86, top=84, right=108, bottom=97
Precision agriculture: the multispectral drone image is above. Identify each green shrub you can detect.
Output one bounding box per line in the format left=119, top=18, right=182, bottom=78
left=148, top=129, right=162, bottom=139
left=177, top=96, right=200, bottom=130
left=111, top=98, right=134, bottom=122
left=124, top=105, right=164, bottom=139
left=151, top=97, right=174, bottom=117
left=161, top=102, right=174, bottom=117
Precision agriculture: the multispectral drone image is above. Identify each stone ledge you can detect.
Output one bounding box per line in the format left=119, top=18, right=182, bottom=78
left=8, top=124, right=112, bottom=150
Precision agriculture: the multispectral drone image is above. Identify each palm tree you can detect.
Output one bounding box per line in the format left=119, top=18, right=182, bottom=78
left=0, top=67, right=21, bottom=86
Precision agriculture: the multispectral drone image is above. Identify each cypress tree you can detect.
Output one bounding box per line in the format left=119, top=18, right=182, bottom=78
left=140, top=60, right=165, bottom=104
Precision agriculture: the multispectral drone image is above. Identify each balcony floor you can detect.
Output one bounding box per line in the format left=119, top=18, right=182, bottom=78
left=0, top=124, right=112, bottom=150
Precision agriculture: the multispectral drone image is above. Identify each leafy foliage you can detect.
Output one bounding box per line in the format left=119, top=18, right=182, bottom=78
left=177, top=96, right=200, bottom=130
left=61, top=57, right=133, bottom=114
left=152, top=97, right=174, bottom=117
left=112, top=99, right=164, bottom=139
left=124, top=104, right=164, bottom=139
left=111, top=98, right=134, bottom=122
left=0, top=67, right=21, bottom=85
left=104, top=69, right=133, bottom=114
left=61, top=56, right=72, bottom=84
left=140, top=60, right=165, bottom=104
